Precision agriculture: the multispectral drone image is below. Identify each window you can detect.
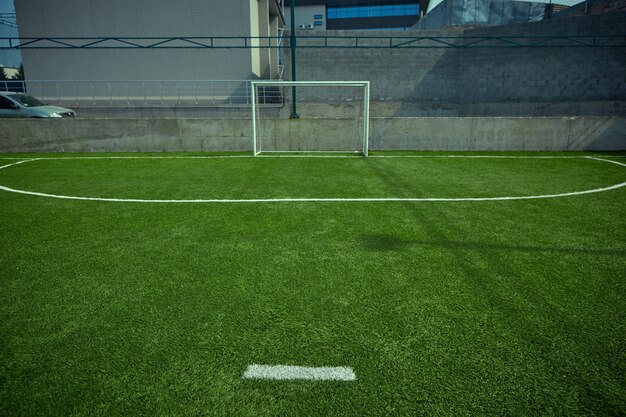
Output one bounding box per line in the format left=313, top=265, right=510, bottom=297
left=0, top=96, right=17, bottom=109
left=10, top=94, right=45, bottom=107
left=327, top=3, right=419, bottom=19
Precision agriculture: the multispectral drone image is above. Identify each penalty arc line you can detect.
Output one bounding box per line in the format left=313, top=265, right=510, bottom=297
left=0, top=181, right=624, bottom=203
left=0, top=159, right=41, bottom=170
left=587, top=156, right=626, bottom=168
left=0, top=156, right=624, bottom=203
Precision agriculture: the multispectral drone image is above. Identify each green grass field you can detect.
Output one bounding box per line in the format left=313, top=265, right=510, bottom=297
left=1, top=152, right=625, bottom=416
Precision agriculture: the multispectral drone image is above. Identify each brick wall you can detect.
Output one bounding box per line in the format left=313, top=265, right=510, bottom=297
left=283, top=11, right=626, bottom=116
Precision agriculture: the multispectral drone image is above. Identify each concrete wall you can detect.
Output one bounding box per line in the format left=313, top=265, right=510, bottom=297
left=1, top=117, right=623, bottom=153
left=371, top=116, right=625, bottom=150
left=0, top=119, right=251, bottom=153
left=460, top=12, right=626, bottom=109
left=285, top=11, right=626, bottom=116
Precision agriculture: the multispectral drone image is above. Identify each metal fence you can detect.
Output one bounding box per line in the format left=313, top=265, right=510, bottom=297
left=7, top=80, right=255, bottom=107
left=1, top=15, right=625, bottom=118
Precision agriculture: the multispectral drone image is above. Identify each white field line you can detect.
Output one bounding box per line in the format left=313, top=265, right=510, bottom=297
left=242, top=364, right=357, bottom=381
left=0, top=159, right=41, bottom=170
left=0, top=182, right=624, bottom=203
left=371, top=155, right=586, bottom=159
left=587, top=156, right=626, bottom=168
left=0, top=155, right=253, bottom=160
left=0, top=155, right=624, bottom=161
left=0, top=155, right=620, bottom=160
left=0, top=156, right=624, bottom=203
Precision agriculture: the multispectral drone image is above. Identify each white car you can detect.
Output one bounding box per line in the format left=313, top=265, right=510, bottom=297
left=0, top=91, right=76, bottom=118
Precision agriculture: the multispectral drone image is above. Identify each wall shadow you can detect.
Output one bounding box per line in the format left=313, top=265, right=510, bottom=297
left=362, top=233, right=626, bottom=257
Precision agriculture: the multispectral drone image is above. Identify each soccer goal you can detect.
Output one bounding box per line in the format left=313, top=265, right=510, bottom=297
left=251, top=81, right=370, bottom=156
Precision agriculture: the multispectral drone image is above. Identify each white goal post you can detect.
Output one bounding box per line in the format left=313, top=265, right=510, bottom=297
left=251, top=80, right=370, bottom=156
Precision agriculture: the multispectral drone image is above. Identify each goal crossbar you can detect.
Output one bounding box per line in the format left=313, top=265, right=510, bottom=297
left=252, top=81, right=370, bottom=87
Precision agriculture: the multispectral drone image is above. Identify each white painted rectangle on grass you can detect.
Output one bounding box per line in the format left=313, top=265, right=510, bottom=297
left=242, top=364, right=357, bottom=381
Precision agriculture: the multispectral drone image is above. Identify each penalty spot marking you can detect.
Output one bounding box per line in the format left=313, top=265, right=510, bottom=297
left=242, top=364, right=357, bottom=381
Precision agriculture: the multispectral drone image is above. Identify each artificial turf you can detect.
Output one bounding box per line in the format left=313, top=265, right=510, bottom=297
left=0, top=152, right=624, bottom=416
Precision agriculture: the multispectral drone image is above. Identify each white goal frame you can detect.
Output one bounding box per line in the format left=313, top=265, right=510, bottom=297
left=251, top=80, right=370, bottom=157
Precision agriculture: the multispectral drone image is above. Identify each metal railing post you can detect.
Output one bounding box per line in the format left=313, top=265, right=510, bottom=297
left=290, top=0, right=299, bottom=118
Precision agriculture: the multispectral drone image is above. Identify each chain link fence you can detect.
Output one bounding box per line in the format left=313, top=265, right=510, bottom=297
left=1, top=1, right=625, bottom=118
left=284, top=28, right=626, bottom=117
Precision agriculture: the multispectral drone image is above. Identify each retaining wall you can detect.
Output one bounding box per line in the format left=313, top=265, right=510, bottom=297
left=286, top=11, right=626, bottom=117
left=0, top=117, right=624, bottom=153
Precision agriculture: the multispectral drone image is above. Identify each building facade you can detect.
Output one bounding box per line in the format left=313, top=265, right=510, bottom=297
left=284, top=0, right=426, bottom=30
left=417, top=0, right=581, bottom=29
left=13, top=0, right=285, bottom=103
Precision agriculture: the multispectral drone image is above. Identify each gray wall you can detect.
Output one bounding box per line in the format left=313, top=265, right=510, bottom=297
left=460, top=12, right=626, bottom=110
left=0, top=116, right=623, bottom=153
left=285, top=11, right=626, bottom=116
left=15, top=0, right=255, bottom=80
left=14, top=0, right=283, bottom=98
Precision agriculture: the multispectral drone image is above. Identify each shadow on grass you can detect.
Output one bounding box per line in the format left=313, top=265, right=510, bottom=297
left=361, top=156, right=624, bottom=405
left=361, top=234, right=626, bottom=256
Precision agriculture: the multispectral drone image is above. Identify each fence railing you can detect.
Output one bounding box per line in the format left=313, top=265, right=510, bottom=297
left=1, top=31, right=624, bottom=117
left=1, top=80, right=258, bottom=108
left=2, top=35, right=625, bottom=49
left=0, top=80, right=25, bottom=93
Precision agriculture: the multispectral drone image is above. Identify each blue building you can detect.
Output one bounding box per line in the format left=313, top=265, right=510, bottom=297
left=284, top=0, right=427, bottom=30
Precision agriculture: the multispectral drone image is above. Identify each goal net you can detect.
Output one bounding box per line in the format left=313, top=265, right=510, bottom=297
left=251, top=81, right=370, bottom=156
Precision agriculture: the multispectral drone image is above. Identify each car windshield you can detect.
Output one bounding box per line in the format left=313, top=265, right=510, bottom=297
left=11, top=94, right=46, bottom=107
